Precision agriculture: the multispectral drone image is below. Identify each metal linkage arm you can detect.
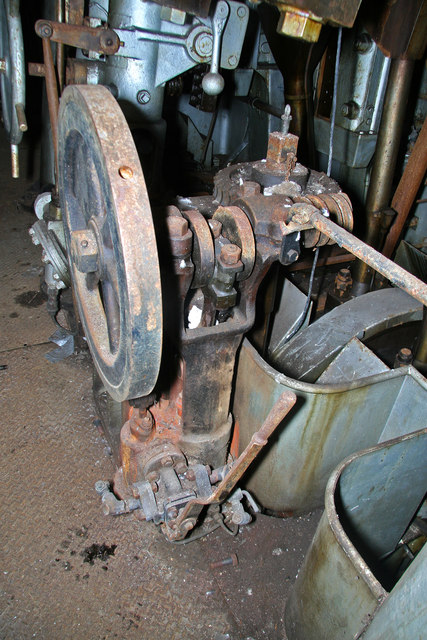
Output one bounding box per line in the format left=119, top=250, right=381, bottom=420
left=297, top=206, right=427, bottom=307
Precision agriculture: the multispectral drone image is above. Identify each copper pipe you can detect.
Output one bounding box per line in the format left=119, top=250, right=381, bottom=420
left=382, top=116, right=427, bottom=258
left=352, top=57, right=415, bottom=295
left=42, top=36, right=59, bottom=186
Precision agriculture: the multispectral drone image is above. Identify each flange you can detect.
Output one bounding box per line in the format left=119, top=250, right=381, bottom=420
left=58, top=85, right=162, bottom=402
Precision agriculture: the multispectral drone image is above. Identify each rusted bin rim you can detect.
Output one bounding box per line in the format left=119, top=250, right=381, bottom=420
left=322, top=428, right=427, bottom=603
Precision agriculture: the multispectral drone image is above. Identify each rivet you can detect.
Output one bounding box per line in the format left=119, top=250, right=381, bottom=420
left=119, top=165, right=133, bottom=180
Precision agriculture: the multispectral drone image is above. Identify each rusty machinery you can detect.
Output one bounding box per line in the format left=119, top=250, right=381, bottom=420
left=55, top=81, right=426, bottom=542
left=2, top=0, right=427, bottom=544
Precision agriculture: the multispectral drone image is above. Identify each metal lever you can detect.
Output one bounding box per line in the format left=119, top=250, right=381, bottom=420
left=174, top=390, right=297, bottom=529
left=202, top=0, right=229, bottom=96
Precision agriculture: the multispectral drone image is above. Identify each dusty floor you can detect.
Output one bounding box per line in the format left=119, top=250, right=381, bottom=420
left=0, top=130, right=321, bottom=640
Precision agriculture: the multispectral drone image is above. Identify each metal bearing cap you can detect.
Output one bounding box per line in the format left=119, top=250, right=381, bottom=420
left=58, top=85, right=163, bottom=402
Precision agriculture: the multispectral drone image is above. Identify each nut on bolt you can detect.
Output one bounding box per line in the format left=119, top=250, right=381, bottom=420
left=220, top=243, right=241, bottom=266
left=167, top=215, right=189, bottom=238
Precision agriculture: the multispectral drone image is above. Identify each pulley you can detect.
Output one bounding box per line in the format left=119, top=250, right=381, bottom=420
left=58, top=85, right=162, bottom=402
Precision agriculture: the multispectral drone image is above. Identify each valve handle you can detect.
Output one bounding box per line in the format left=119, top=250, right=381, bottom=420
left=202, top=0, right=229, bottom=96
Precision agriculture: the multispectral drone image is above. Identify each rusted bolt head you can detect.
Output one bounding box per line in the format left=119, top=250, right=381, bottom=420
left=240, top=181, right=261, bottom=197
left=220, top=243, right=242, bottom=265
left=183, top=519, right=195, bottom=532
left=337, top=268, right=352, bottom=282
left=398, top=347, right=413, bottom=363
left=167, top=507, right=178, bottom=519
left=146, top=471, right=158, bottom=483
left=70, top=228, right=99, bottom=273
left=167, top=215, right=188, bottom=238
left=208, top=218, right=222, bottom=239
left=185, top=469, right=196, bottom=482
left=119, top=165, right=133, bottom=180
left=161, top=455, right=174, bottom=467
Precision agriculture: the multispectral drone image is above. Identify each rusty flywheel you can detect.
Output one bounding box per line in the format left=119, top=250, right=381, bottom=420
left=58, top=85, right=162, bottom=402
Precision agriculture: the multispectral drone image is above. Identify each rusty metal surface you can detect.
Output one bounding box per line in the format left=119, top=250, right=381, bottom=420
left=58, top=85, right=163, bottom=402
left=307, top=208, right=427, bottom=306
left=35, top=20, right=120, bottom=55
left=0, top=131, right=324, bottom=639
left=382, top=116, right=427, bottom=258
left=41, top=36, right=59, bottom=184
left=176, top=391, right=296, bottom=529
left=362, top=0, right=427, bottom=59
left=65, top=0, right=84, bottom=25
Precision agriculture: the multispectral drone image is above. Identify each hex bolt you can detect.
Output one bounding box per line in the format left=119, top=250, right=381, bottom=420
left=136, top=89, right=151, bottom=105
left=167, top=215, right=188, bottom=238
left=228, top=54, right=238, bottom=67
left=334, top=268, right=352, bottom=297
left=237, top=6, right=246, bottom=17
left=286, top=249, right=299, bottom=263
left=220, top=243, right=241, bottom=265
left=241, top=181, right=261, bottom=197
left=210, top=553, right=238, bottom=569
left=394, top=347, right=413, bottom=368
left=118, top=165, right=133, bottom=180
left=208, top=218, right=222, bottom=238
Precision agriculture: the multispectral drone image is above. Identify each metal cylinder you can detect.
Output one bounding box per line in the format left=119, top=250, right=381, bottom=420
left=352, top=57, right=415, bottom=295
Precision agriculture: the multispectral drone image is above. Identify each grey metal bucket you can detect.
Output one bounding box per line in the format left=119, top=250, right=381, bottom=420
left=284, top=428, right=427, bottom=639
left=233, top=339, right=427, bottom=514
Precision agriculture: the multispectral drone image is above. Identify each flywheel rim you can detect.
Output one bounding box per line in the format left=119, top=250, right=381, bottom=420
left=58, top=84, right=162, bottom=402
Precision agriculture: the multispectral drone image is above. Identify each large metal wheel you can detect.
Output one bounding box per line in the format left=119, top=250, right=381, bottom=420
left=0, top=0, right=25, bottom=144
left=58, top=85, right=162, bottom=402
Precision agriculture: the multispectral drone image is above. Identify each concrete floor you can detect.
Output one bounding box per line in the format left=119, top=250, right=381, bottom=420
left=0, top=130, right=321, bottom=640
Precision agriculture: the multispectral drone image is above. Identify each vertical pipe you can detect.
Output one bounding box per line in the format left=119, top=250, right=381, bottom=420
left=42, top=36, right=59, bottom=187
left=351, top=57, right=415, bottom=296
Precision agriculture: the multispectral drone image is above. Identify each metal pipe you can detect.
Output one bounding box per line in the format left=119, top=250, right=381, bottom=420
left=42, top=36, right=59, bottom=186
left=10, top=144, right=19, bottom=178
left=307, top=209, right=427, bottom=307
left=15, top=103, right=27, bottom=132
left=352, top=57, right=415, bottom=295
left=382, top=116, right=427, bottom=258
